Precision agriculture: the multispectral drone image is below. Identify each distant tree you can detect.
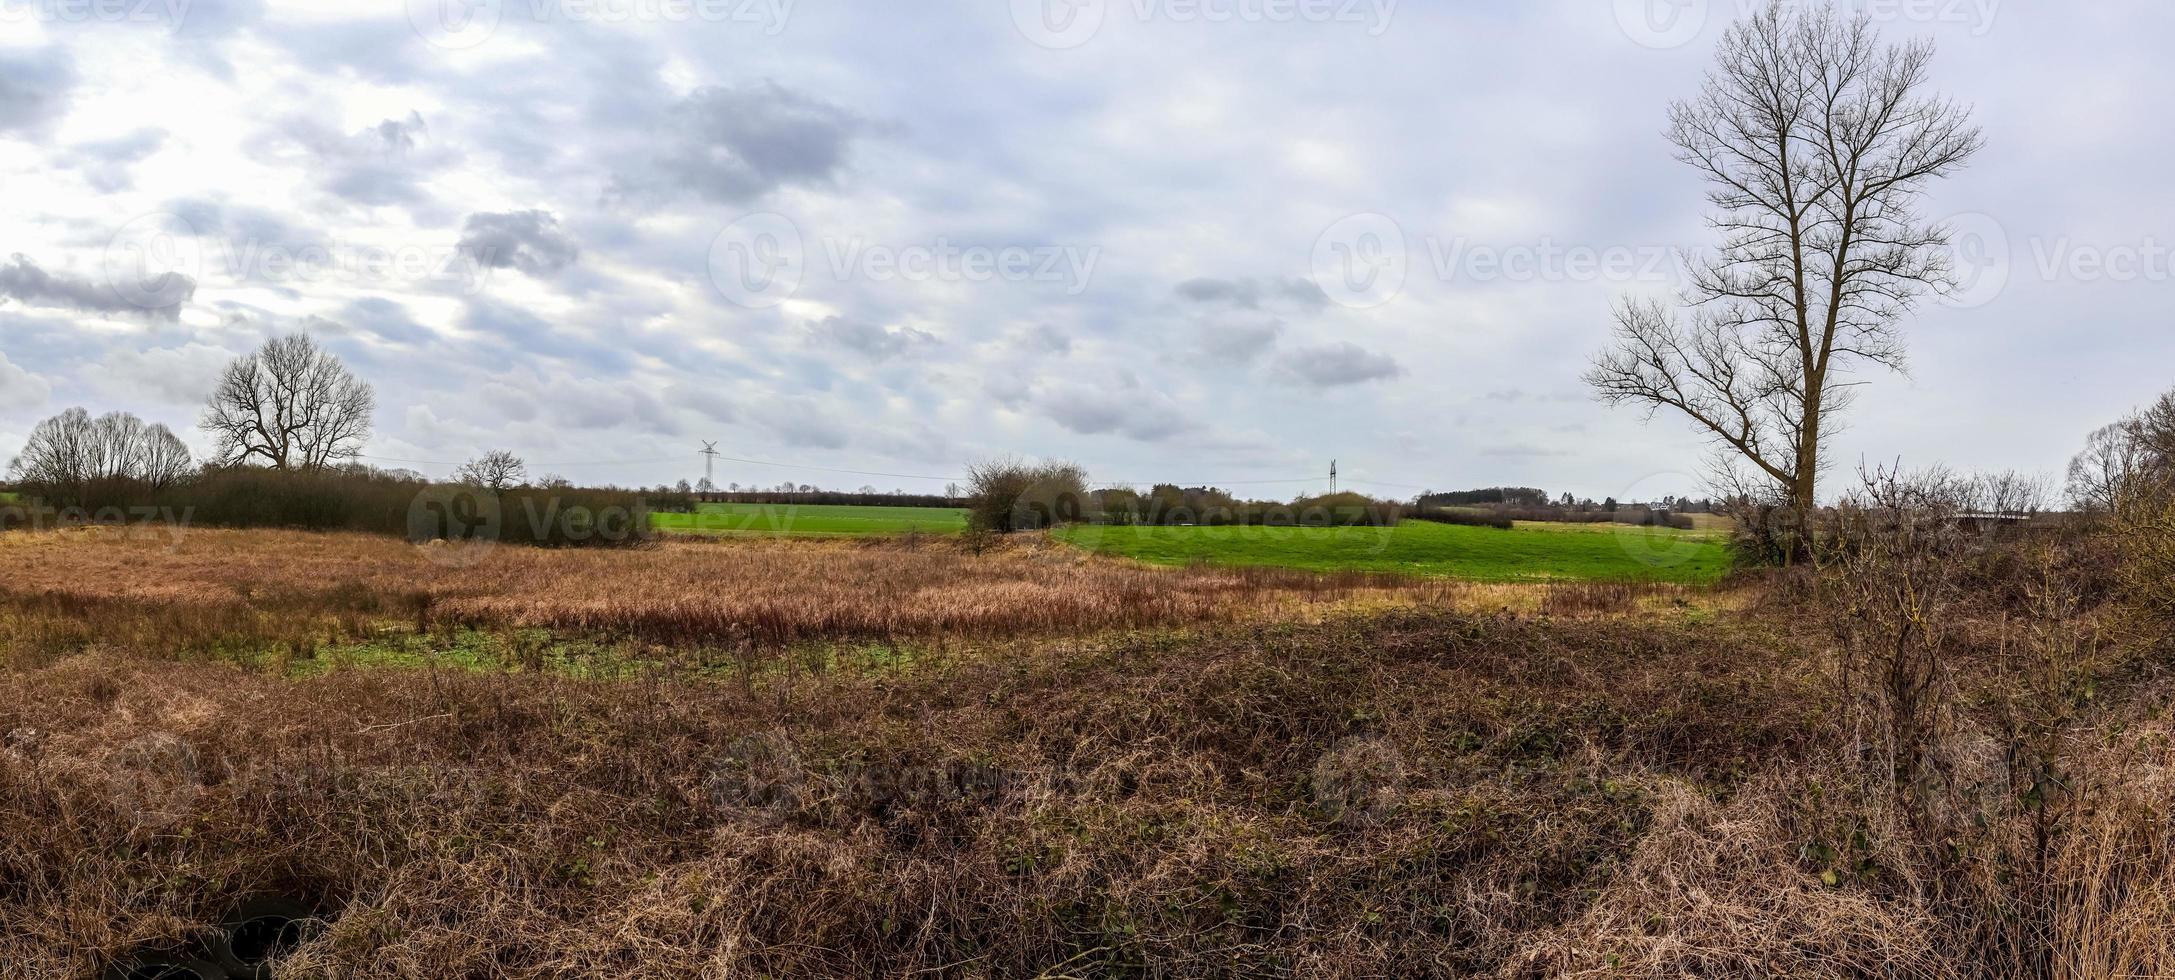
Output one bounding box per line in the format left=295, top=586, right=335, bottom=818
left=1603, top=496, right=1618, bottom=511
left=202, top=334, right=375, bottom=471
left=8, top=408, right=194, bottom=503
left=454, top=450, right=528, bottom=492
left=538, top=473, right=574, bottom=490
left=1586, top=4, right=1982, bottom=516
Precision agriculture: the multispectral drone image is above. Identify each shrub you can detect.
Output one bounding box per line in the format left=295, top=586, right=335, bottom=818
left=1404, top=508, right=1515, bottom=530
left=964, top=457, right=1090, bottom=533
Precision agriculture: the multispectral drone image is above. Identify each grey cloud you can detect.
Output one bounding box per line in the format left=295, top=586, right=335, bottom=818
left=1480, top=444, right=1572, bottom=459
left=1272, top=342, right=1402, bottom=388
left=463, top=299, right=632, bottom=373
left=542, top=377, right=673, bottom=433
left=1039, top=383, right=1196, bottom=442
left=63, top=128, right=167, bottom=192
left=457, top=210, right=580, bottom=277
left=0, top=48, right=74, bottom=136
left=0, top=254, right=193, bottom=321
left=0, top=350, right=51, bottom=414
left=750, top=398, right=850, bottom=449
left=805, top=316, right=936, bottom=360
left=95, top=343, right=233, bottom=405
left=614, top=83, right=863, bottom=204
left=270, top=112, right=441, bottom=210
left=166, top=197, right=325, bottom=251
left=1175, top=276, right=1329, bottom=310
left=665, top=383, right=738, bottom=424
left=335, top=298, right=437, bottom=346
left=1010, top=323, right=1073, bottom=356
left=1189, top=318, right=1282, bottom=365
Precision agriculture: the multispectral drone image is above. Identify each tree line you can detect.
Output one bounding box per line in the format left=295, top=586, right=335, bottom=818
left=4, top=334, right=647, bottom=547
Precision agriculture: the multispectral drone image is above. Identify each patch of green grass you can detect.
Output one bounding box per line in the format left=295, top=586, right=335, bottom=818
left=292, top=628, right=645, bottom=679
left=653, top=502, right=968, bottom=538
left=1053, top=520, right=1731, bottom=584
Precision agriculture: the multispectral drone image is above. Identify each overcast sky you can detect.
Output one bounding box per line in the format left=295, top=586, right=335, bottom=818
left=1, top=0, right=2169, bottom=500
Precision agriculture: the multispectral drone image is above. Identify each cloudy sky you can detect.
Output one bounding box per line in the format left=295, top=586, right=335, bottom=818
left=1, top=0, right=2169, bottom=501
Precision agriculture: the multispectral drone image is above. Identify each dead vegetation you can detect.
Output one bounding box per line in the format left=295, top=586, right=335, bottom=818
left=3, top=518, right=2174, bottom=977
left=0, top=527, right=1449, bottom=668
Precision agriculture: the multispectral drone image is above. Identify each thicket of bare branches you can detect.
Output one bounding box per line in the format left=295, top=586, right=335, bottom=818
left=1588, top=2, right=1983, bottom=513
left=2067, top=388, right=2175, bottom=631
left=5, top=407, right=193, bottom=503
left=455, top=450, right=528, bottom=492
left=200, top=334, right=374, bottom=471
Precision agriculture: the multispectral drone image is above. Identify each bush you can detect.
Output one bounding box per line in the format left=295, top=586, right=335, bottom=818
left=1404, top=508, right=1514, bottom=530
left=964, top=458, right=1090, bottom=533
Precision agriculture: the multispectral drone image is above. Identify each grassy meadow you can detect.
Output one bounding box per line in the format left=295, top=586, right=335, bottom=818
left=651, top=503, right=1731, bottom=584
left=1056, top=518, right=1733, bottom=584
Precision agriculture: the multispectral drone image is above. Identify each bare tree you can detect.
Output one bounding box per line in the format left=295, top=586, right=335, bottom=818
left=455, top=450, right=528, bottom=492
left=8, top=407, right=194, bottom=499
left=1586, top=3, right=1982, bottom=515
left=201, top=334, right=375, bottom=471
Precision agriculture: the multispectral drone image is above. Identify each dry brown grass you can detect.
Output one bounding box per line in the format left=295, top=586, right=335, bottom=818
left=7, top=526, right=2175, bottom=978
left=0, top=527, right=1458, bottom=666
left=0, top=607, right=1826, bottom=978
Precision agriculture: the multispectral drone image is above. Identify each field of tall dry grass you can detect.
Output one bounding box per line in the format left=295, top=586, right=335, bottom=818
left=2, top=525, right=2172, bottom=977
left=0, top=527, right=1460, bottom=669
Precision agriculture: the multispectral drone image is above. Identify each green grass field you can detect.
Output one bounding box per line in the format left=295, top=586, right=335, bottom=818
left=653, top=502, right=968, bottom=537
left=1052, top=520, right=1731, bottom=584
